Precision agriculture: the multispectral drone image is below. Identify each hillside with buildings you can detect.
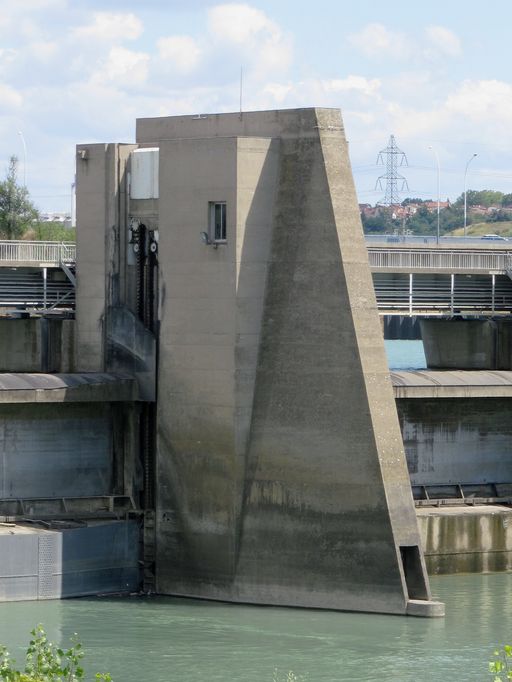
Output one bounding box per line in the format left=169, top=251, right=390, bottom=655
left=360, top=190, right=512, bottom=237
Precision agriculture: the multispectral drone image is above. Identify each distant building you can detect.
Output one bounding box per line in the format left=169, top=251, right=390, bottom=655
left=40, top=212, right=73, bottom=228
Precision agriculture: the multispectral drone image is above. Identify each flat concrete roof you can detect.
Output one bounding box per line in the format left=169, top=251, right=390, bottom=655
left=0, top=373, right=137, bottom=403
left=391, top=370, right=512, bottom=398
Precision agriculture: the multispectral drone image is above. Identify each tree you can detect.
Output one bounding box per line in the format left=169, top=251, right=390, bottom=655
left=454, top=189, right=504, bottom=208
left=0, top=156, right=38, bottom=239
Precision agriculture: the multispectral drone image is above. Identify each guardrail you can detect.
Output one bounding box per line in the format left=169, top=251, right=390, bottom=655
left=0, top=240, right=510, bottom=276
left=0, top=241, right=76, bottom=265
left=368, top=248, right=512, bottom=273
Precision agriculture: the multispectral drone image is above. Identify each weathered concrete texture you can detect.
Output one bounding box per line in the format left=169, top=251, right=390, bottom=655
left=0, top=520, right=139, bottom=601
left=392, top=369, right=512, bottom=399
left=421, top=318, right=512, bottom=369
left=0, top=319, right=74, bottom=372
left=75, top=143, right=136, bottom=371
left=417, top=506, right=512, bottom=574
left=106, top=306, right=156, bottom=401
left=0, top=403, right=113, bottom=498
left=0, top=372, right=137, bottom=403
left=153, top=108, right=437, bottom=615
left=397, top=397, right=512, bottom=487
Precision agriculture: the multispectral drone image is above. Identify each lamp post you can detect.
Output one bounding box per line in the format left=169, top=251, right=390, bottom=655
left=463, top=153, right=477, bottom=237
left=17, top=131, right=27, bottom=187
left=428, top=146, right=441, bottom=245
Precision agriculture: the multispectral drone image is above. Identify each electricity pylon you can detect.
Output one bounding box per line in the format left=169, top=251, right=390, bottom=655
left=375, top=135, right=409, bottom=206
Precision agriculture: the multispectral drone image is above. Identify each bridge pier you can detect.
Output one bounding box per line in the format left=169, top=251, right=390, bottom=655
left=421, top=317, right=512, bottom=369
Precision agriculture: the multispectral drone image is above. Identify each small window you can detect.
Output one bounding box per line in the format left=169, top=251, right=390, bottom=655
left=209, top=202, right=227, bottom=242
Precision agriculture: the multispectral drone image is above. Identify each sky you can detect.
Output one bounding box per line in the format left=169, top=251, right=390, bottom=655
left=1, top=0, right=512, bottom=213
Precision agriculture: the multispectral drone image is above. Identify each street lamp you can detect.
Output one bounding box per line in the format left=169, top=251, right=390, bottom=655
left=463, top=153, right=477, bottom=237
left=17, top=131, right=27, bottom=187
left=428, top=146, right=441, bottom=245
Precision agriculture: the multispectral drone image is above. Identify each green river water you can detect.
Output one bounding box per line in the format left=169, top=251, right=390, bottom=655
left=0, top=573, right=510, bottom=682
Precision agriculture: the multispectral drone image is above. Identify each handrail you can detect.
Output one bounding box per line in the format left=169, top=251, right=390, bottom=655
left=368, top=247, right=512, bottom=273
left=0, top=240, right=509, bottom=274
left=0, top=240, right=76, bottom=265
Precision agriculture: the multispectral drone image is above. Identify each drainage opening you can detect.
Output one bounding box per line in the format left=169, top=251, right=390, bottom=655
left=400, top=545, right=429, bottom=600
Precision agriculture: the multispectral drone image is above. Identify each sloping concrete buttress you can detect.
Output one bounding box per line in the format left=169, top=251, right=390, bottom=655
left=140, top=108, right=443, bottom=616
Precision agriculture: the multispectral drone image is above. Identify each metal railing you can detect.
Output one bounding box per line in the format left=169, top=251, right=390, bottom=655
left=368, top=248, right=512, bottom=273
left=373, top=272, right=512, bottom=315
left=0, top=240, right=76, bottom=265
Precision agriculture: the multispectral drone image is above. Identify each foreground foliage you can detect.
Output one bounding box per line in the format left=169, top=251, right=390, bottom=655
left=0, top=626, right=111, bottom=682
left=490, top=644, right=512, bottom=681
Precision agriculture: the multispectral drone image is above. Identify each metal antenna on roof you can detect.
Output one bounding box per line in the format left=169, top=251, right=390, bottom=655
left=375, top=135, right=409, bottom=206
left=239, top=66, right=243, bottom=119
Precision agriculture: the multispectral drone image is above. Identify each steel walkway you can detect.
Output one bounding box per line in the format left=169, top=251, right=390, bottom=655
left=1, top=239, right=512, bottom=316
left=0, top=241, right=76, bottom=313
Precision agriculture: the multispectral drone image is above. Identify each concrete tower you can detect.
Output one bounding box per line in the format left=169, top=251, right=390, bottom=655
left=75, top=107, right=443, bottom=617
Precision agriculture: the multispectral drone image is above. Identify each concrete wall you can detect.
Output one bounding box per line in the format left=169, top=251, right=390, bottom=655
left=0, top=403, right=113, bottom=499
left=417, top=506, right=512, bottom=574
left=0, top=319, right=74, bottom=372
left=75, top=143, right=136, bottom=371
left=0, top=521, right=139, bottom=601
left=149, top=108, right=436, bottom=615
left=421, top=318, right=512, bottom=369
left=397, top=397, right=512, bottom=487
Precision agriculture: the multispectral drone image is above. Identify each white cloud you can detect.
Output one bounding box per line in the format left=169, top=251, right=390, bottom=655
left=424, top=25, right=462, bottom=58
left=157, top=35, right=202, bottom=73
left=445, top=79, right=512, bottom=124
left=208, top=3, right=292, bottom=76
left=71, top=12, right=143, bottom=43
left=323, top=75, right=381, bottom=97
left=0, top=0, right=65, bottom=10
left=0, top=48, right=18, bottom=67
left=348, top=23, right=411, bottom=59
left=28, top=41, right=59, bottom=62
left=262, top=82, right=293, bottom=103
left=208, top=3, right=273, bottom=44
left=0, top=82, right=23, bottom=109
left=93, top=46, right=150, bottom=86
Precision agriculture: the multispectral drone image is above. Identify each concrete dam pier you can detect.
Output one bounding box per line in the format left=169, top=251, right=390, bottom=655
left=1, top=108, right=458, bottom=616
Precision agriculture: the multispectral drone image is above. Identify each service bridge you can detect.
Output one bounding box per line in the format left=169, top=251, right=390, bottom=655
left=367, top=239, right=512, bottom=316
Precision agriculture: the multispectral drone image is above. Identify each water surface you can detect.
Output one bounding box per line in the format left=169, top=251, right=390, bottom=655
left=0, top=574, right=510, bottom=681
left=385, top=339, right=426, bottom=370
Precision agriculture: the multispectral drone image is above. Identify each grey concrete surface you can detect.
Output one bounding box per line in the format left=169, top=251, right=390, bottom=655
left=0, top=372, right=137, bottom=403
left=0, top=317, right=75, bottom=373
left=106, top=306, right=156, bottom=401
left=0, top=520, right=139, bottom=601
left=0, top=403, right=113, bottom=499
left=397, top=397, right=512, bottom=488
left=392, top=369, right=512, bottom=398
left=421, top=318, right=512, bottom=369
left=144, top=108, right=436, bottom=615
left=417, top=505, right=512, bottom=574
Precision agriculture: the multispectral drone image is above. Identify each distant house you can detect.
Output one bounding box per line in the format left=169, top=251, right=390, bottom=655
left=423, top=200, right=450, bottom=212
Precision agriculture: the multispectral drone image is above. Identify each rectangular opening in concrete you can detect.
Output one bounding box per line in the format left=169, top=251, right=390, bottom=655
left=400, top=545, right=429, bottom=600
